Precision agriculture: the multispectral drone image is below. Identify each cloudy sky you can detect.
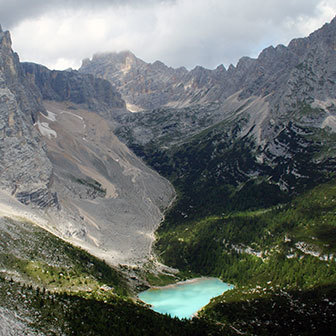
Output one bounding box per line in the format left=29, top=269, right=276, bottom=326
left=1, top=0, right=335, bottom=70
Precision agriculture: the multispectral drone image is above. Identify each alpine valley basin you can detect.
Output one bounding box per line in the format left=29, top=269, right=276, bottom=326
left=138, top=277, right=233, bottom=319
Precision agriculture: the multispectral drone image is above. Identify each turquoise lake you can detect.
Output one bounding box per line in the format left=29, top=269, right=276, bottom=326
left=138, top=277, right=233, bottom=319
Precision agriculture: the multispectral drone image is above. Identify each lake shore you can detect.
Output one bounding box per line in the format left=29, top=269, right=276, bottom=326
left=148, top=276, right=216, bottom=290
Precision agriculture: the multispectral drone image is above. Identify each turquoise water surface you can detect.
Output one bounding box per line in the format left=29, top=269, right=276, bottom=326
left=138, top=277, right=233, bottom=319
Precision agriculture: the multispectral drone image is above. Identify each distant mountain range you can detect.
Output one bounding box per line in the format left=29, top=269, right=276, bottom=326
left=80, top=17, right=336, bottom=114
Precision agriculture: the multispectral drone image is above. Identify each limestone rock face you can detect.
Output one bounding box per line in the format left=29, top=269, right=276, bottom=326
left=0, top=27, right=54, bottom=206
left=109, top=17, right=336, bottom=142
left=79, top=51, right=216, bottom=111
left=22, top=62, right=126, bottom=119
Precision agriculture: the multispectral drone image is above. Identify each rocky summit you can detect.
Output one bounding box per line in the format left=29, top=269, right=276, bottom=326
left=79, top=50, right=222, bottom=111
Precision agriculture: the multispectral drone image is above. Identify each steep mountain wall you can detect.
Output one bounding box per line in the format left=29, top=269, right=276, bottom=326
left=0, top=26, right=55, bottom=207
left=22, top=62, right=126, bottom=119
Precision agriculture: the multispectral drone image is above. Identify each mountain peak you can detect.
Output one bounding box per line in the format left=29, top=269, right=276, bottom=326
left=92, top=50, right=137, bottom=62
left=0, top=28, right=12, bottom=49
left=152, top=60, right=167, bottom=69
left=309, top=15, right=336, bottom=38
left=119, top=50, right=136, bottom=58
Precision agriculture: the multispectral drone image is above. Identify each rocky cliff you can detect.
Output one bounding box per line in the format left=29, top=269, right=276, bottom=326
left=0, top=25, right=55, bottom=207
left=22, top=62, right=126, bottom=119
left=79, top=50, right=222, bottom=111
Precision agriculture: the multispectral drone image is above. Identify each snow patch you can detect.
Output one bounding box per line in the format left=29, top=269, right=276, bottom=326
left=44, top=110, right=57, bottom=122
left=36, top=121, right=57, bottom=139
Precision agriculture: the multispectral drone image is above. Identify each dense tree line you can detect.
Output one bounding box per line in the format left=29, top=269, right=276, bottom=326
left=156, top=181, right=336, bottom=288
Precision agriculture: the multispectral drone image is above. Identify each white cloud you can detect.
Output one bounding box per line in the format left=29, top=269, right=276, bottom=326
left=7, top=0, right=336, bottom=70
left=291, top=0, right=336, bottom=36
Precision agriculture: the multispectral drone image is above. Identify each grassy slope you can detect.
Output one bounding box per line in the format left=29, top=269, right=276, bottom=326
left=156, top=181, right=336, bottom=286
left=0, top=216, right=128, bottom=297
